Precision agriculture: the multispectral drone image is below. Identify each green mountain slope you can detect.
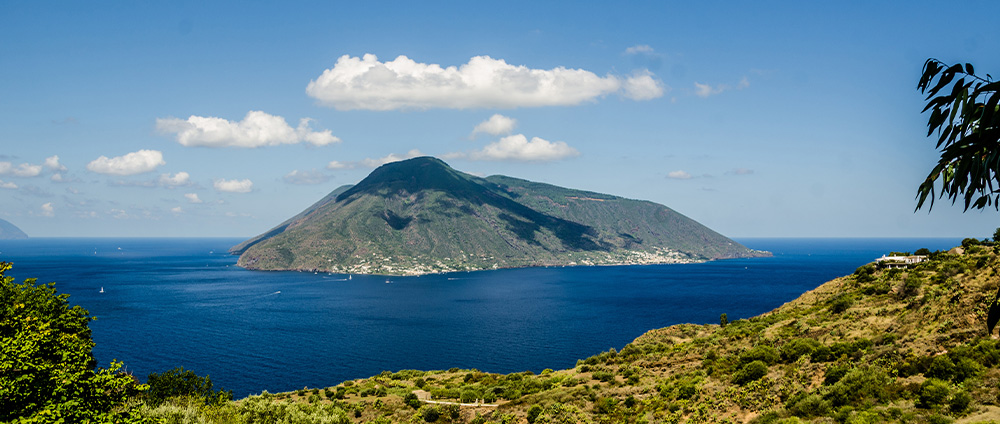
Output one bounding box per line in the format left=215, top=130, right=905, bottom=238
left=232, top=157, right=768, bottom=275
left=0, top=218, right=28, bottom=239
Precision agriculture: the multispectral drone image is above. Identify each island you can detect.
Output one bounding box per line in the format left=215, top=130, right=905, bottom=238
left=231, top=157, right=769, bottom=275
left=0, top=218, right=28, bottom=240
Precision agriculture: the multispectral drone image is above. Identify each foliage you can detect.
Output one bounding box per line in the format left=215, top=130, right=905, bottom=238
left=0, top=261, right=147, bottom=422
left=146, top=367, right=232, bottom=405
left=916, top=59, right=1000, bottom=211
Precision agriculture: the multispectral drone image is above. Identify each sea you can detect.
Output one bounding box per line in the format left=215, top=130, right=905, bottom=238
left=0, top=237, right=962, bottom=397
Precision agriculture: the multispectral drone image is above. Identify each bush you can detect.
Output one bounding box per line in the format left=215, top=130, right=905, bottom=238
left=898, top=273, right=922, bottom=298
left=825, top=366, right=892, bottom=407
left=949, top=390, right=972, bottom=414
left=788, top=393, right=831, bottom=417
left=741, top=345, right=781, bottom=366
left=917, top=379, right=950, bottom=409
left=422, top=406, right=440, bottom=422
left=527, top=404, right=543, bottom=423
left=781, top=338, right=823, bottom=362
left=829, top=294, right=854, bottom=313
left=720, top=313, right=729, bottom=327
left=732, top=360, right=769, bottom=385
left=0, top=262, right=146, bottom=422
left=146, top=367, right=232, bottom=405
left=404, top=392, right=422, bottom=409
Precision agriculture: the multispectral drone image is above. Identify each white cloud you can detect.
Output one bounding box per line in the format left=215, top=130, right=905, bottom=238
left=171, top=206, right=183, bottom=214
left=667, top=170, right=692, bottom=180
left=694, top=77, right=749, bottom=98
left=624, top=45, right=655, bottom=55
left=213, top=178, right=253, bottom=193
left=471, top=114, right=517, bottom=137
left=0, top=180, right=17, bottom=189
left=0, top=162, right=43, bottom=177
left=50, top=174, right=64, bottom=182
left=87, top=150, right=165, bottom=176
left=40, top=202, right=54, bottom=217
left=157, top=111, right=340, bottom=148
left=184, top=193, right=203, bottom=203
left=453, top=134, right=580, bottom=162
left=283, top=169, right=331, bottom=185
left=328, top=150, right=425, bottom=170
left=159, top=171, right=192, bottom=187
left=623, top=70, right=667, bottom=101
left=306, top=54, right=662, bottom=110
left=326, top=160, right=352, bottom=170
left=44, top=155, right=67, bottom=171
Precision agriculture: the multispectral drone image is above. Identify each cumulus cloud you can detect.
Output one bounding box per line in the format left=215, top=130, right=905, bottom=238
left=667, top=170, right=692, bottom=180
left=450, top=134, right=580, bottom=162
left=213, top=178, right=253, bottom=193
left=0, top=180, right=17, bottom=189
left=44, top=155, right=67, bottom=172
left=159, top=172, right=192, bottom=187
left=306, top=54, right=663, bottom=110
left=623, top=70, right=667, bottom=100
left=40, top=202, right=54, bottom=217
left=171, top=206, right=183, bottom=214
left=184, top=193, right=203, bottom=203
left=471, top=114, right=517, bottom=137
left=694, top=77, right=750, bottom=98
left=157, top=111, right=340, bottom=148
left=283, top=169, right=331, bottom=185
left=0, top=162, right=43, bottom=177
left=327, top=150, right=425, bottom=170
left=87, top=150, right=165, bottom=176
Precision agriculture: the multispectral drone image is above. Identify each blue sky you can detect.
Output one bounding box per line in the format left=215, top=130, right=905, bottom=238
left=2, top=1, right=998, bottom=238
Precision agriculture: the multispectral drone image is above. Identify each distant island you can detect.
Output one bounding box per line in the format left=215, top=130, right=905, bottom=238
left=231, top=157, right=769, bottom=275
left=0, top=218, right=28, bottom=240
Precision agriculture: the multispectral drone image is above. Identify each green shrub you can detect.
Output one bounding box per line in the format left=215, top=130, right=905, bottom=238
left=925, top=355, right=955, bottom=381
left=404, top=392, right=421, bottom=409
left=146, top=367, right=232, bottom=405
left=526, top=404, right=543, bottom=423
left=0, top=262, right=147, bottom=423
left=732, top=360, right=769, bottom=385
left=917, top=379, right=950, bottom=409
left=825, top=366, right=892, bottom=407
left=741, top=345, right=781, bottom=365
left=422, top=406, right=440, bottom=422
left=823, top=364, right=851, bottom=385
left=788, top=393, right=831, bottom=417
left=899, top=273, right=922, bottom=298
left=829, top=294, right=854, bottom=313
left=781, top=338, right=823, bottom=362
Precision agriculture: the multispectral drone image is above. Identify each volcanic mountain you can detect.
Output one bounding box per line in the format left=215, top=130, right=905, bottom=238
left=231, top=157, right=768, bottom=275
left=0, top=218, right=28, bottom=240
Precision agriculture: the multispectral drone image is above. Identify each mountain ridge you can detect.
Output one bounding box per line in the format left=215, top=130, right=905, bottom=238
left=232, top=157, right=768, bottom=275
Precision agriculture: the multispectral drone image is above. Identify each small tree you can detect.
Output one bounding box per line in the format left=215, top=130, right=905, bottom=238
left=719, top=313, right=728, bottom=327
left=0, top=262, right=147, bottom=422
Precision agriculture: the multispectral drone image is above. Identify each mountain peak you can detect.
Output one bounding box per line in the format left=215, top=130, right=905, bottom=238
left=233, top=156, right=769, bottom=275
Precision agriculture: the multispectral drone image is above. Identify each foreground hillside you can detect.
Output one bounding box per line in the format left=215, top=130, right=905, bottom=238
left=142, top=240, right=1000, bottom=423
left=231, top=157, right=768, bottom=275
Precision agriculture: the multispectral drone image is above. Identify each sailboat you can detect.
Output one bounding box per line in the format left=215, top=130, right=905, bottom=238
left=99, top=287, right=104, bottom=293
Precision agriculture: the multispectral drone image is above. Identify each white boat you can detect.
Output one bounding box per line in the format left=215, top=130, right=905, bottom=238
left=99, top=287, right=104, bottom=293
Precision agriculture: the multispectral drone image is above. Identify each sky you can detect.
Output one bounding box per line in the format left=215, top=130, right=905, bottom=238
left=2, top=1, right=999, bottom=239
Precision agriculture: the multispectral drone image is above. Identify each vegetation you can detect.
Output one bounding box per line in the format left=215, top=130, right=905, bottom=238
left=233, top=157, right=768, bottom=275
left=916, top=59, right=1000, bottom=211
left=0, top=261, right=147, bottom=422
left=12, top=233, right=985, bottom=423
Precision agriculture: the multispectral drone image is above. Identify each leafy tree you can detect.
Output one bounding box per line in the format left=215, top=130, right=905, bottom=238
left=916, top=59, right=1000, bottom=211
left=0, top=261, right=147, bottom=422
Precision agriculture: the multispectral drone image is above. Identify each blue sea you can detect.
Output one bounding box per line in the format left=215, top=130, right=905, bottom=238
left=0, top=237, right=961, bottom=397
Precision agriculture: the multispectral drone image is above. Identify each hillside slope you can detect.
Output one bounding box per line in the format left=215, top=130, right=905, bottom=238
left=142, top=242, right=1000, bottom=423
left=232, top=157, right=767, bottom=275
